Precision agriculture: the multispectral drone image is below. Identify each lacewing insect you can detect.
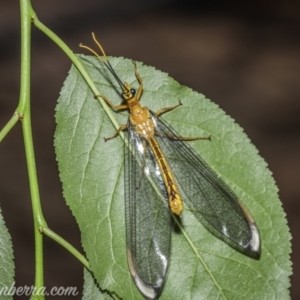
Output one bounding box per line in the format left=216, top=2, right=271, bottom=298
left=80, top=33, right=261, bottom=300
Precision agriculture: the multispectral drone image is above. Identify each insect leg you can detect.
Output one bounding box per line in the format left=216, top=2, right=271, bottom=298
left=155, top=102, right=182, bottom=117
left=95, top=95, right=128, bottom=111
left=155, top=131, right=211, bottom=142
left=104, top=124, right=128, bottom=142
left=154, top=104, right=210, bottom=141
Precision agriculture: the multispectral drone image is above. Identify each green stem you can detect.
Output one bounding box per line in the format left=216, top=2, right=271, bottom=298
left=19, top=1, right=46, bottom=299
left=41, top=227, right=90, bottom=270
left=0, top=112, right=20, bottom=142
left=18, top=1, right=34, bottom=113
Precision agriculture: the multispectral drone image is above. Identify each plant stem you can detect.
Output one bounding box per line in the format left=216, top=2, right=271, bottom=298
left=0, top=112, right=20, bottom=142
left=41, top=227, right=90, bottom=270
left=19, top=1, right=46, bottom=299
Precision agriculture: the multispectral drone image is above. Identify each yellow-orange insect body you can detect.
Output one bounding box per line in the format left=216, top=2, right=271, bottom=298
left=81, top=33, right=185, bottom=216
left=128, top=99, right=183, bottom=215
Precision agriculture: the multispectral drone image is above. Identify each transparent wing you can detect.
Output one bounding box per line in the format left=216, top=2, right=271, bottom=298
left=124, top=121, right=171, bottom=300
left=151, top=111, right=260, bottom=258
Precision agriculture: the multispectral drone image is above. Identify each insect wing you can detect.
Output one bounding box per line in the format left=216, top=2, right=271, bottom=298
left=124, top=121, right=171, bottom=299
left=151, top=111, right=260, bottom=258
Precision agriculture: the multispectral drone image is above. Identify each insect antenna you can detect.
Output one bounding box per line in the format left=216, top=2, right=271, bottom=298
left=79, top=32, right=129, bottom=92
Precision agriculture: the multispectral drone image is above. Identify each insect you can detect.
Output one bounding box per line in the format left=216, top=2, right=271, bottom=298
left=80, top=33, right=261, bottom=300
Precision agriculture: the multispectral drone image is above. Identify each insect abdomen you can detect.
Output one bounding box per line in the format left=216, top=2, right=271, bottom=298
left=149, top=138, right=183, bottom=215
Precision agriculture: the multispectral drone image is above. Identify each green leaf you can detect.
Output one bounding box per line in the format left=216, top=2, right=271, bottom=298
left=0, top=206, right=15, bottom=300
left=55, top=55, right=292, bottom=299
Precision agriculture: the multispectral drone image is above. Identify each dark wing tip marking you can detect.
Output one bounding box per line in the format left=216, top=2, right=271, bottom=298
left=127, top=249, right=162, bottom=300
left=239, top=200, right=261, bottom=259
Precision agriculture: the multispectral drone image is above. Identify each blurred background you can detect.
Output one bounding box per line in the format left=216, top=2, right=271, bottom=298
left=0, top=0, right=299, bottom=299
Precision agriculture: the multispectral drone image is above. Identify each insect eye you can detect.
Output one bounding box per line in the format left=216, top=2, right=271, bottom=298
left=131, top=89, right=136, bottom=95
